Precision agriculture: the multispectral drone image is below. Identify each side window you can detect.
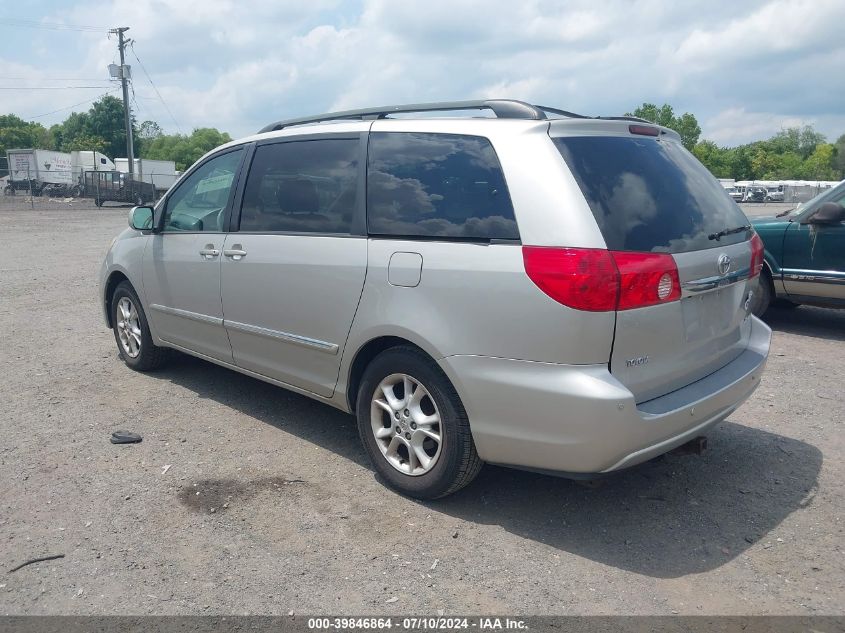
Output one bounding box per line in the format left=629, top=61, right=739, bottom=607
left=239, top=139, right=358, bottom=234
left=367, top=132, right=519, bottom=240
left=162, top=148, right=243, bottom=232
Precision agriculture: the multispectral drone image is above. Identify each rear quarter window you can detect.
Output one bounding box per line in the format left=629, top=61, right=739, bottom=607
left=554, top=136, right=750, bottom=253
left=367, top=132, right=519, bottom=240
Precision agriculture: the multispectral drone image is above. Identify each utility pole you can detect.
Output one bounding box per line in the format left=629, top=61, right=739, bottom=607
left=110, top=27, right=134, bottom=178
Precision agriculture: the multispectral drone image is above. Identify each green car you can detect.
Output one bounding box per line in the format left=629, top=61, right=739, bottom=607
left=751, top=180, right=845, bottom=316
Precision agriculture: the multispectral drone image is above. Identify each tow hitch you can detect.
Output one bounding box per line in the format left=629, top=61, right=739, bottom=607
left=670, top=435, right=708, bottom=456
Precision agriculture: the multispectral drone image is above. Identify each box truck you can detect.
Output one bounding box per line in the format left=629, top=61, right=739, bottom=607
left=115, top=158, right=178, bottom=194
left=4, top=149, right=74, bottom=195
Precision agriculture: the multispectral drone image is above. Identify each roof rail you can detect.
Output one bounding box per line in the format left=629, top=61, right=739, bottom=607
left=258, top=99, right=548, bottom=133
left=534, top=105, right=590, bottom=119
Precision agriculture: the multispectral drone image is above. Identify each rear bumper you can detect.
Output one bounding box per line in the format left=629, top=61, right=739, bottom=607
left=438, top=316, right=771, bottom=475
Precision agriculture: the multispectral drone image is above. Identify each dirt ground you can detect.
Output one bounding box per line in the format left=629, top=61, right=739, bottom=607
left=0, top=200, right=842, bottom=616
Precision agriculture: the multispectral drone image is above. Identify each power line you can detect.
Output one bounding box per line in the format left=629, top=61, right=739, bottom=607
left=129, top=42, right=183, bottom=134
left=0, top=86, right=113, bottom=90
left=0, top=76, right=112, bottom=81
left=0, top=18, right=106, bottom=33
left=23, top=89, right=119, bottom=119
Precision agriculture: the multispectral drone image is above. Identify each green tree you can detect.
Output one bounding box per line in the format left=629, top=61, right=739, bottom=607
left=833, top=133, right=845, bottom=177
left=142, top=127, right=232, bottom=170
left=86, top=95, right=138, bottom=159
left=693, top=140, right=732, bottom=178
left=768, top=126, right=826, bottom=160
left=0, top=114, right=49, bottom=176
left=138, top=120, right=164, bottom=142
left=800, top=144, right=837, bottom=180
left=61, top=134, right=107, bottom=153
left=627, top=102, right=701, bottom=150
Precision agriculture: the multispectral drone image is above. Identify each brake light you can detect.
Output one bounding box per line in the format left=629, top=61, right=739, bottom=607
left=522, top=247, right=681, bottom=311
left=613, top=251, right=681, bottom=309
left=629, top=124, right=660, bottom=137
left=749, top=233, right=764, bottom=278
left=522, top=247, right=618, bottom=312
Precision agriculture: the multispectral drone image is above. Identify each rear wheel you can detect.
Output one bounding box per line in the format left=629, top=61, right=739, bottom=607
left=111, top=281, right=170, bottom=371
left=356, top=346, right=482, bottom=499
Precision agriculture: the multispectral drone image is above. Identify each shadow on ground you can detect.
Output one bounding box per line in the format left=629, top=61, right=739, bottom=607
left=151, top=353, right=822, bottom=579
left=764, top=304, right=845, bottom=342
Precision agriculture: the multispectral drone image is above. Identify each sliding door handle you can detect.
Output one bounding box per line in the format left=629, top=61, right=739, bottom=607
left=223, top=247, right=247, bottom=261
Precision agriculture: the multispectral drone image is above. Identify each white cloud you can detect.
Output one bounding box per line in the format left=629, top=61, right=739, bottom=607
left=704, top=107, right=845, bottom=146
left=1, top=0, right=842, bottom=148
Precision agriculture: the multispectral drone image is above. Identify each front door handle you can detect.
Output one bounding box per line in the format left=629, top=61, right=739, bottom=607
left=199, top=245, right=219, bottom=259
left=223, top=245, right=247, bottom=260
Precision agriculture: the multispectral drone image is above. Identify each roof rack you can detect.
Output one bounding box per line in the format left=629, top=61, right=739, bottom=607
left=257, top=100, right=657, bottom=133
left=258, top=99, right=548, bottom=133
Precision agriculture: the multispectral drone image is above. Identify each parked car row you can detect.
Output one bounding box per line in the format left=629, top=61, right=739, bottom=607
left=725, top=184, right=784, bottom=203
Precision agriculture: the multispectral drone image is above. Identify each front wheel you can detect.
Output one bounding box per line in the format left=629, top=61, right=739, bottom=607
left=356, top=346, right=482, bottom=499
left=111, top=281, right=170, bottom=371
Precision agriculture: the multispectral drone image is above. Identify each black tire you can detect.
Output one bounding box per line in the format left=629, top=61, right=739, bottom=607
left=751, top=269, right=773, bottom=317
left=95, top=197, right=103, bottom=207
left=356, top=346, right=483, bottom=499
left=110, top=281, right=170, bottom=371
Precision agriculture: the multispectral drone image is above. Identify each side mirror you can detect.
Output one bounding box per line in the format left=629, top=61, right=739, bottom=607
left=128, top=206, right=154, bottom=231
left=804, top=202, right=845, bottom=225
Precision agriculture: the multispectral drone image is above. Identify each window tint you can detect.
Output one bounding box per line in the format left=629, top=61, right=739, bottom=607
left=163, top=148, right=243, bottom=232
left=239, top=139, right=358, bottom=234
left=367, top=132, right=518, bottom=240
left=554, top=137, right=751, bottom=253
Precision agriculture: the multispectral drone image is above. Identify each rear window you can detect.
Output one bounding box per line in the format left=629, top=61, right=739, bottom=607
left=367, top=132, right=519, bottom=240
left=554, top=136, right=750, bottom=253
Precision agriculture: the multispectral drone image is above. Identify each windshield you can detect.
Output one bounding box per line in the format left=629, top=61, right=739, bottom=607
left=788, top=180, right=845, bottom=217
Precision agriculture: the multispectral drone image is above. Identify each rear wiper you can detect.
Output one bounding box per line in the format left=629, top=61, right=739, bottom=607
left=708, top=224, right=751, bottom=241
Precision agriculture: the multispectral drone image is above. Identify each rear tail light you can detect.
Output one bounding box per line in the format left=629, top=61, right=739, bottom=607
left=749, top=233, right=764, bottom=278
left=522, top=247, right=618, bottom=312
left=522, top=247, right=681, bottom=312
left=613, top=251, right=681, bottom=309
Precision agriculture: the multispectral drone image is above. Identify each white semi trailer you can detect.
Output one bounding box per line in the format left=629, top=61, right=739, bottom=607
left=5, top=149, right=74, bottom=195
left=115, top=158, right=179, bottom=193
left=3, top=149, right=117, bottom=196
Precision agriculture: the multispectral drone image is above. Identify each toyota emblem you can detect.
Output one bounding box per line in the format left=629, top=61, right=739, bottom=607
left=717, top=254, right=732, bottom=276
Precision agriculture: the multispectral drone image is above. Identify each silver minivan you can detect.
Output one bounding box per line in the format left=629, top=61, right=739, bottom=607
left=100, top=100, right=771, bottom=499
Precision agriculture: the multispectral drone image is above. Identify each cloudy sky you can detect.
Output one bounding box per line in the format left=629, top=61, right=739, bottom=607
left=1, top=0, right=843, bottom=146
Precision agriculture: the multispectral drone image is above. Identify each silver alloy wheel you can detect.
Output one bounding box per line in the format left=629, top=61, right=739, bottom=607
left=116, top=297, right=142, bottom=358
left=370, top=373, right=443, bottom=476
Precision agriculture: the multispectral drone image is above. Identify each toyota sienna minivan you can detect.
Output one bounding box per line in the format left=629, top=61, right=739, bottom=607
left=100, top=99, right=771, bottom=499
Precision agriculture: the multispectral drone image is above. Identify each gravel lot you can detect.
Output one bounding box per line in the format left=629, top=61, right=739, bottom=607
left=0, top=200, right=843, bottom=616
